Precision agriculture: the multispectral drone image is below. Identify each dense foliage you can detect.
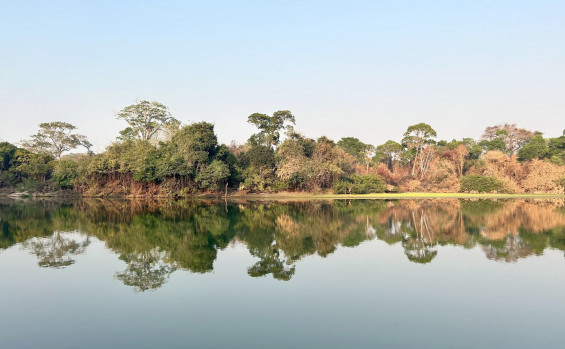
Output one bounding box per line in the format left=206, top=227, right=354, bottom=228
left=460, top=175, right=506, bottom=193
left=333, top=174, right=386, bottom=194
left=1, top=102, right=565, bottom=196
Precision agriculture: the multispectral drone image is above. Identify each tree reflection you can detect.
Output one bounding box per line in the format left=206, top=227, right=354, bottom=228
left=115, top=247, right=176, bottom=292
left=482, top=235, right=532, bottom=262
left=401, top=211, right=437, bottom=264
left=23, top=232, right=89, bottom=268
left=248, top=244, right=295, bottom=281
left=2, top=198, right=565, bottom=288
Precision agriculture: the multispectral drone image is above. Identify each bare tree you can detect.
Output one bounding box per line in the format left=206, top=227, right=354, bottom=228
left=481, top=124, right=534, bottom=153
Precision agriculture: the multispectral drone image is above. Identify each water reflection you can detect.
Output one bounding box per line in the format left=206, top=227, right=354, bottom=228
left=23, top=232, right=90, bottom=268
left=1, top=198, right=564, bottom=291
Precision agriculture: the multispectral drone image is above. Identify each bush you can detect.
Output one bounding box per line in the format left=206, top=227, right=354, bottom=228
left=549, top=155, right=564, bottom=166
left=333, top=180, right=350, bottom=194
left=333, top=174, right=386, bottom=194
left=459, top=175, right=505, bottom=193
left=15, top=178, right=45, bottom=192
left=555, top=177, right=565, bottom=192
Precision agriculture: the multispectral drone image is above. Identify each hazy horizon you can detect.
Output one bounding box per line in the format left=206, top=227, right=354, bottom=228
left=1, top=0, right=564, bottom=153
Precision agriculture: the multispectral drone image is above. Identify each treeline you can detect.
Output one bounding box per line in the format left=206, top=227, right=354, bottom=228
left=1, top=100, right=565, bottom=196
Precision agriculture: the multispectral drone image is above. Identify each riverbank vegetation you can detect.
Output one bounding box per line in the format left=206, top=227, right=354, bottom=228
left=1, top=100, right=565, bottom=197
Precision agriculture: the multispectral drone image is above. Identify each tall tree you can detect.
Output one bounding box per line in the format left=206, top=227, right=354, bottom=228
left=117, top=100, right=178, bottom=142
left=247, top=110, right=295, bottom=148
left=402, top=123, right=437, bottom=178
left=337, top=137, right=375, bottom=173
left=338, top=137, right=367, bottom=159
left=172, top=122, right=218, bottom=171
left=22, top=122, right=90, bottom=159
left=377, top=140, right=403, bottom=171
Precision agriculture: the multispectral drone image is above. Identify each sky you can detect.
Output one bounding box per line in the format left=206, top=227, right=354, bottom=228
left=1, top=0, right=564, bottom=153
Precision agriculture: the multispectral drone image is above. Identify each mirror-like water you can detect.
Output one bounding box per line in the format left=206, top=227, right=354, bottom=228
left=1, top=199, right=564, bottom=349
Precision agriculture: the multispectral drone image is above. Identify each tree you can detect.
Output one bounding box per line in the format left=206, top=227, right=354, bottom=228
left=481, top=124, right=534, bottom=154
left=548, top=134, right=565, bottom=163
left=402, top=123, right=437, bottom=178
left=377, top=140, right=403, bottom=171
left=0, top=142, right=17, bottom=185
left=276, top=134, right=311, bottom=189
left=517, top=134, right=548, bottom=161
left=22, top=122, right=90, bottom=159
left=460, top=138, right=483, bottom=159
left=479, top=136, right=506, bottom=152
left=196, top=160, right=230, bottom=191
left=241, top=145, right=277, bottom=191
left=337, top=137, right=374, bottom=173
left=443, top=144, right=469, bottom=177
left=10, top=149, right=53, bottom=182
left=172, top=122, right=218, bottom=172
left=338, top=137, right=367, bottom=159
left=51, top=158, right=79, bottom=189
left=248, top=110, right=295, bottom=148
left=117, top=100, right=178, bottom=142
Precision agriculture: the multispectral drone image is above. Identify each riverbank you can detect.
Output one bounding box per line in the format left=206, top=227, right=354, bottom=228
left=1, top=187, right=563, bottom=200
left=224, top=192, right=565, bottom=200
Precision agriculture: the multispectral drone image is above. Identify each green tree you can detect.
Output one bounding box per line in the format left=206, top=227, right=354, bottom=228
left=51, top=158, right=79, bottom=189
left=248, top=110, right=295, bottom=148
left=377, top=140, right=403, bottom=171
left=548, top=133, right=565, bottom=164
left=196, top=160, right=230, bottom=191
left=10, top=149, right=53, bottom=182
left=117, top=100, right=178, bottom=142
left=241, top=145, right=277, bottom=191
left=172, top=122, right=218, bottom=172
left=0, top=142, right=18, bottom=185
left=517, top=134, right=548, bottom=161
left=460, top=138, right=483, bottom=159
left=337, top=137, right=374, bottom=173
left=337, top=137, right=367, bottom=159
left=22, top=122, right=90, bottom=159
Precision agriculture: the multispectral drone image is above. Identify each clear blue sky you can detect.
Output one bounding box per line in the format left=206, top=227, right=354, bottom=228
left=1, top=0, right=564, bottom=152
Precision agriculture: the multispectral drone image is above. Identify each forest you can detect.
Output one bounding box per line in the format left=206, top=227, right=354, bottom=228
left=1, top=99, right=565, bottom=196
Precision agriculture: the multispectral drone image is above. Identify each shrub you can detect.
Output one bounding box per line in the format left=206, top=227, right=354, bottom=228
left=333, top=174, right=386, bottom=194
left=459, top=175, right=505, bottom=193
left=549, top=155, right=564, bottom=166
left=15, top=178, right=44, bottom=192
left=555, top=177, right=565, bottom=193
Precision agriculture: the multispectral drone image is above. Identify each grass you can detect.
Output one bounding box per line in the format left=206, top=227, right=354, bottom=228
left=228, top=192, right=565, bottom=200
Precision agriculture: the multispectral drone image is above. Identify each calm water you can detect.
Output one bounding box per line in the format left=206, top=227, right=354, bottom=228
left=1, top=198, right=565, bottom=349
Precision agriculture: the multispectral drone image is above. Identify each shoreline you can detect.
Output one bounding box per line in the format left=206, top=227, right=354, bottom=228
left=1, top=189, right=564, bottom=200
left=221, top=192, right=565, bottom=199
